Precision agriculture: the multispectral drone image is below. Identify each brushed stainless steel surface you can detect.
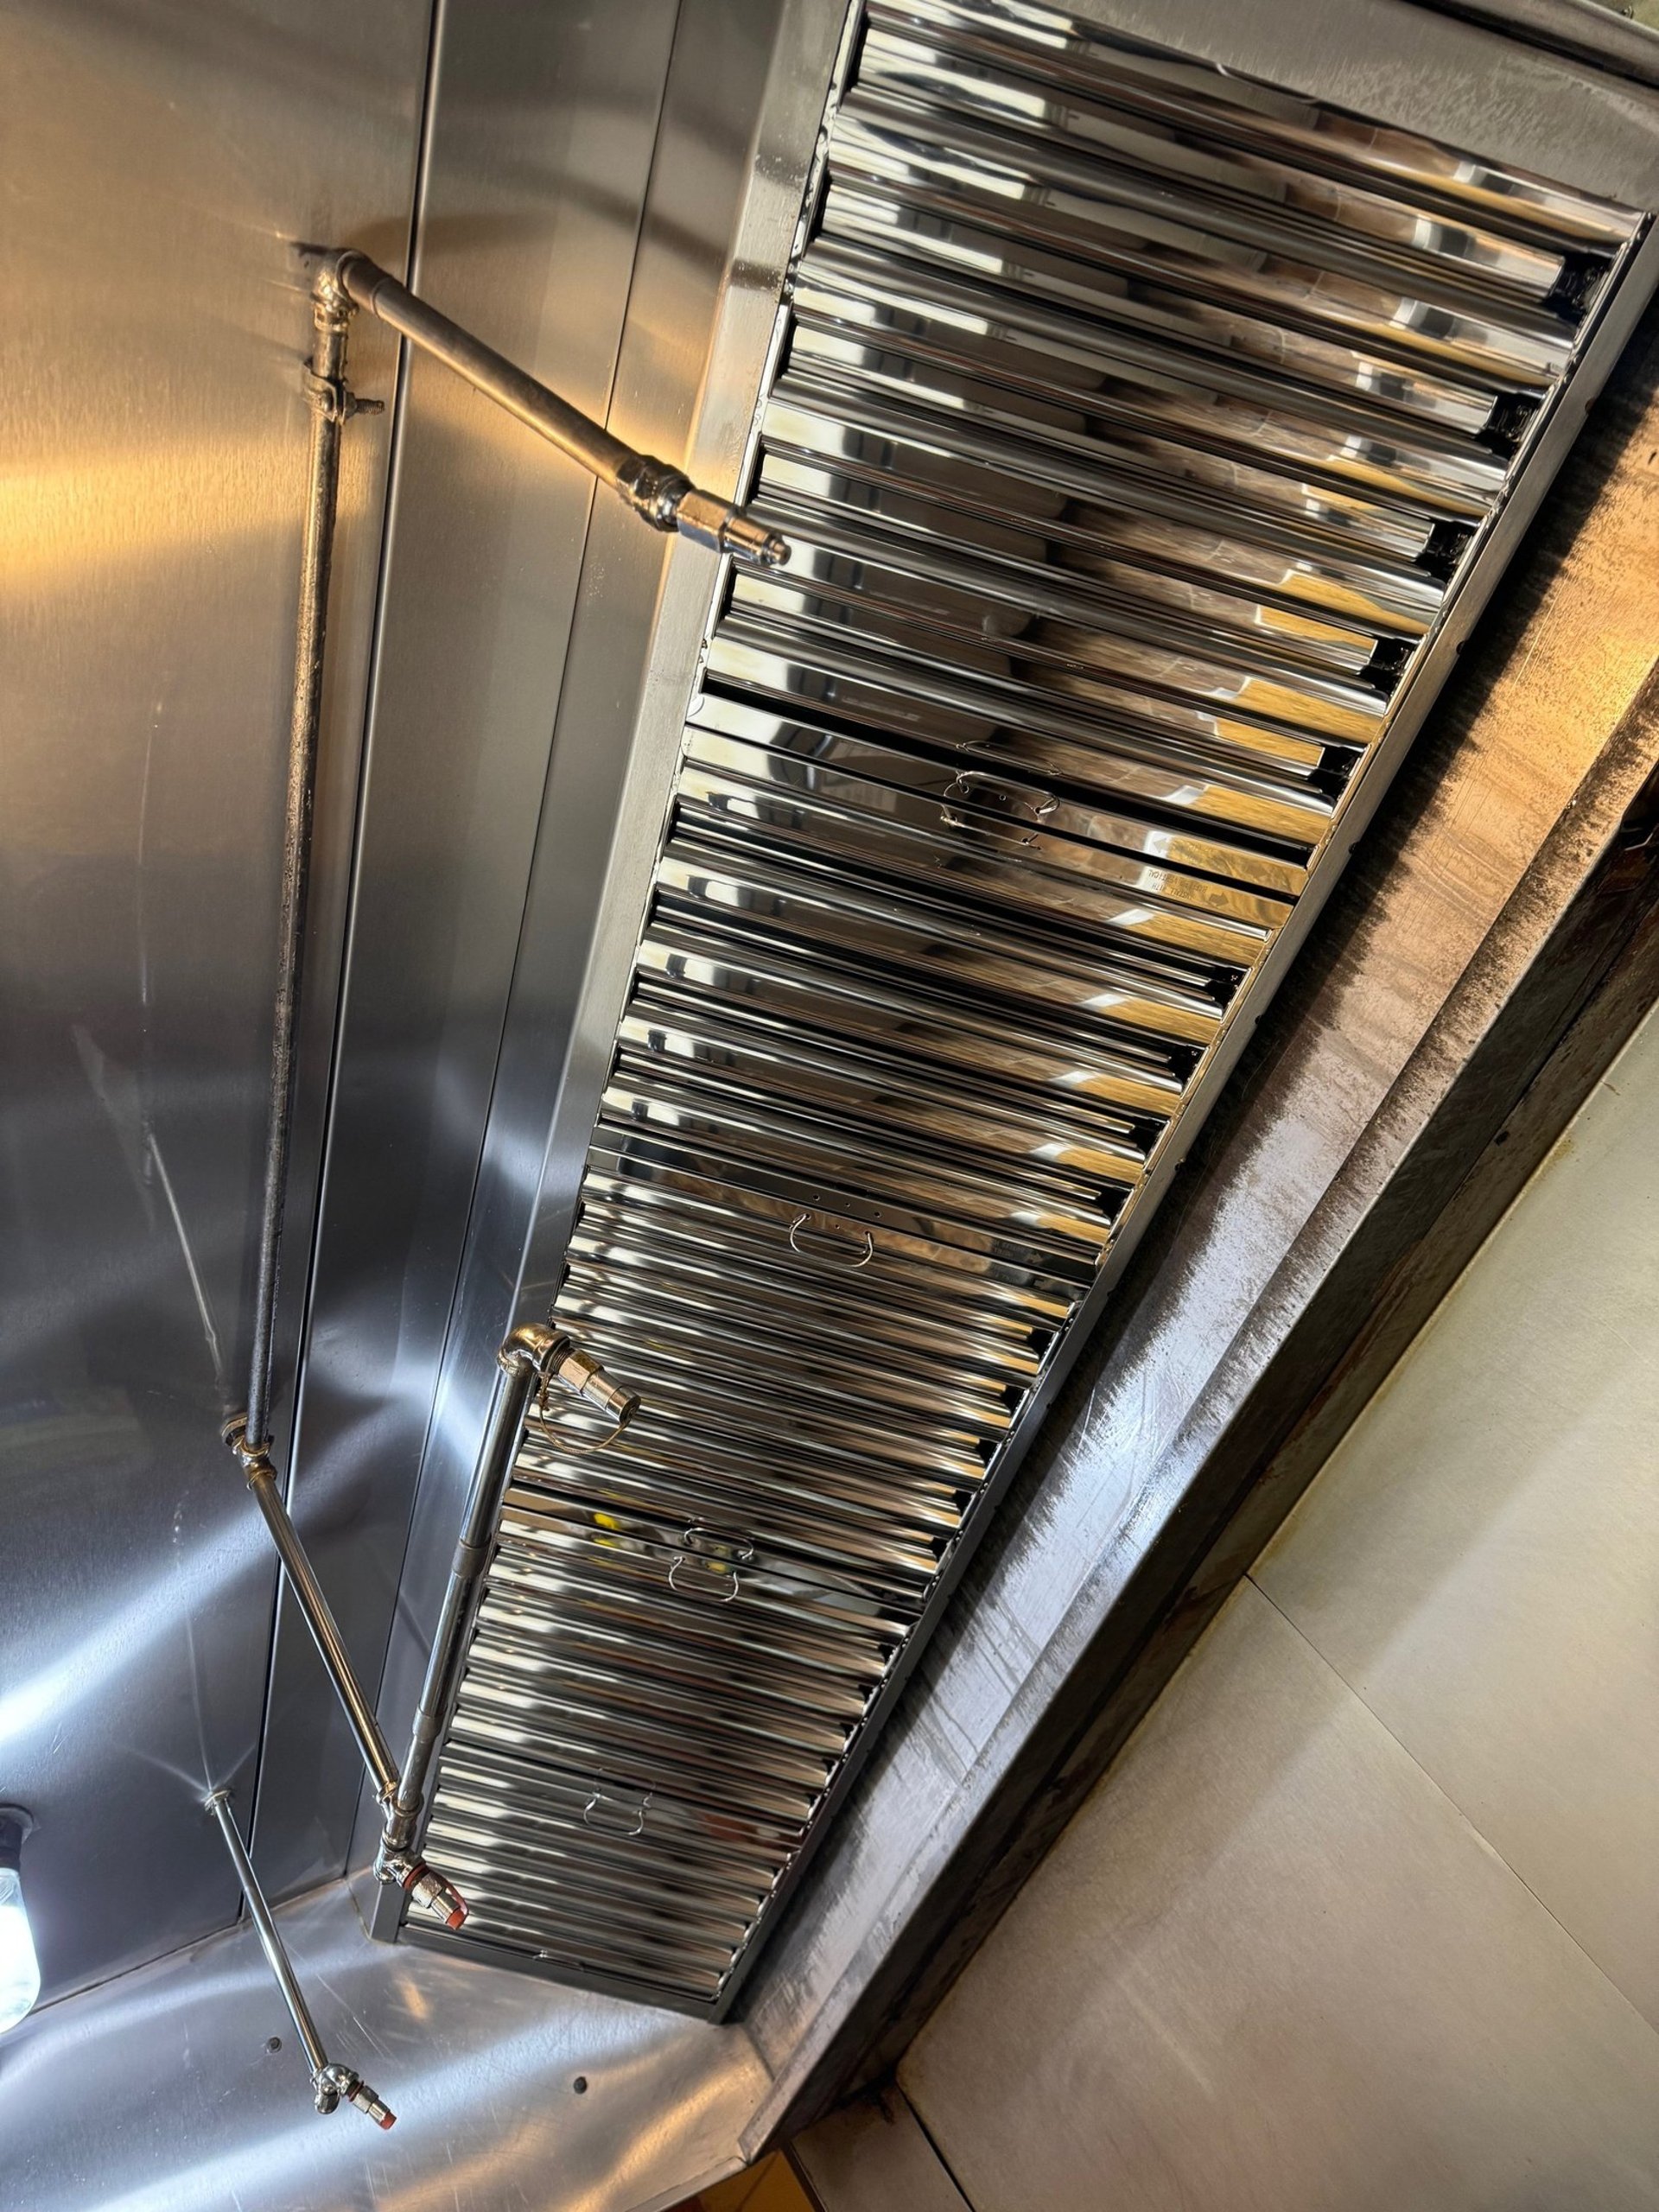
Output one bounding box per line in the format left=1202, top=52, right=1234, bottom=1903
left=408, top=0, right=1656, bottom=2017
left=257, top=0, right=685, bottom=1899
left=0, top=0, right=425, bottom=2001
left=0, top=1874, right=770, bottom=2212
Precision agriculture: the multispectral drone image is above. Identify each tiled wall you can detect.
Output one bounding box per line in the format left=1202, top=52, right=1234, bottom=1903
left=878, top=1001, right=1659, bottom=2209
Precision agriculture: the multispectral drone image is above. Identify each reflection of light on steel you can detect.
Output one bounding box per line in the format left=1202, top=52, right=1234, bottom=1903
left=0, top=449, right=378, bottom=586
left=146, top=1133, right=226, bottom=1387
left=0, top=1878, right=767, bottom=2212
left=416, top=0, right=1646, bottom=2020
left=0, top=1813, right=39, bottom=2036
left=0, top=1515, right=263, bottom=1754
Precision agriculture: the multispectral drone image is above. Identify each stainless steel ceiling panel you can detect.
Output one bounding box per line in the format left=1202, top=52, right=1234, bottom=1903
left=0, top=1872, right=773, bottom=2212
left=0, top=0, right=428, bottom=2001
left=414, top=0, right=1648, bottom=2018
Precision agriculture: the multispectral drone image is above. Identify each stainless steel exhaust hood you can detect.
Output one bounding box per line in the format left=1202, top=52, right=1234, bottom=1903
left=6, top=0, right=1659, bottom=2200
left=389, top=0, right=1652, bottom=2013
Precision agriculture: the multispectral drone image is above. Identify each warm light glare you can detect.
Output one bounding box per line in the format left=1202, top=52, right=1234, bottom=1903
left=0, top=1868, right=40, bottom=2034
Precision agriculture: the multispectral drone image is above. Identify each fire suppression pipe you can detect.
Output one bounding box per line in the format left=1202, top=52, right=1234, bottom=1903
left=226, top=245, right=747, bottom=1995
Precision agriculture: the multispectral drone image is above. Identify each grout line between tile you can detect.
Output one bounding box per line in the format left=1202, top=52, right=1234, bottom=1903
left=1244, top=1571, right=1659, bottom=2047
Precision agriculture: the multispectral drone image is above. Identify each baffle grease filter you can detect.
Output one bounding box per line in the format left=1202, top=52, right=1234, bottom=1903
left=412, top=0, right=1644, bottom=2011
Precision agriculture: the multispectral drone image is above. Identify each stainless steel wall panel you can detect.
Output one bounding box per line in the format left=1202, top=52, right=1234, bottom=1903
left=0, top=0, right=428, bottom=2001
left=365, top=0, right=850, bottom=1919
left=410, top=0, right=1650, bottom=2017
left=254, top=0, right=685, bottom=1898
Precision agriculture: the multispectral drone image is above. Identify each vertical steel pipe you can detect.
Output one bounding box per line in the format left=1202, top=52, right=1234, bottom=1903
left=384, top=1325, right=639, bottom=1861
left=244, top=266, right=354, bottom=1453
left=384, top=1328, right=550, bottom=1859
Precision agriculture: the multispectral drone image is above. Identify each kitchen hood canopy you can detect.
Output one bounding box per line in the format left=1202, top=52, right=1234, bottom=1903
left=397, top=0, right=1647, bottom=2014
